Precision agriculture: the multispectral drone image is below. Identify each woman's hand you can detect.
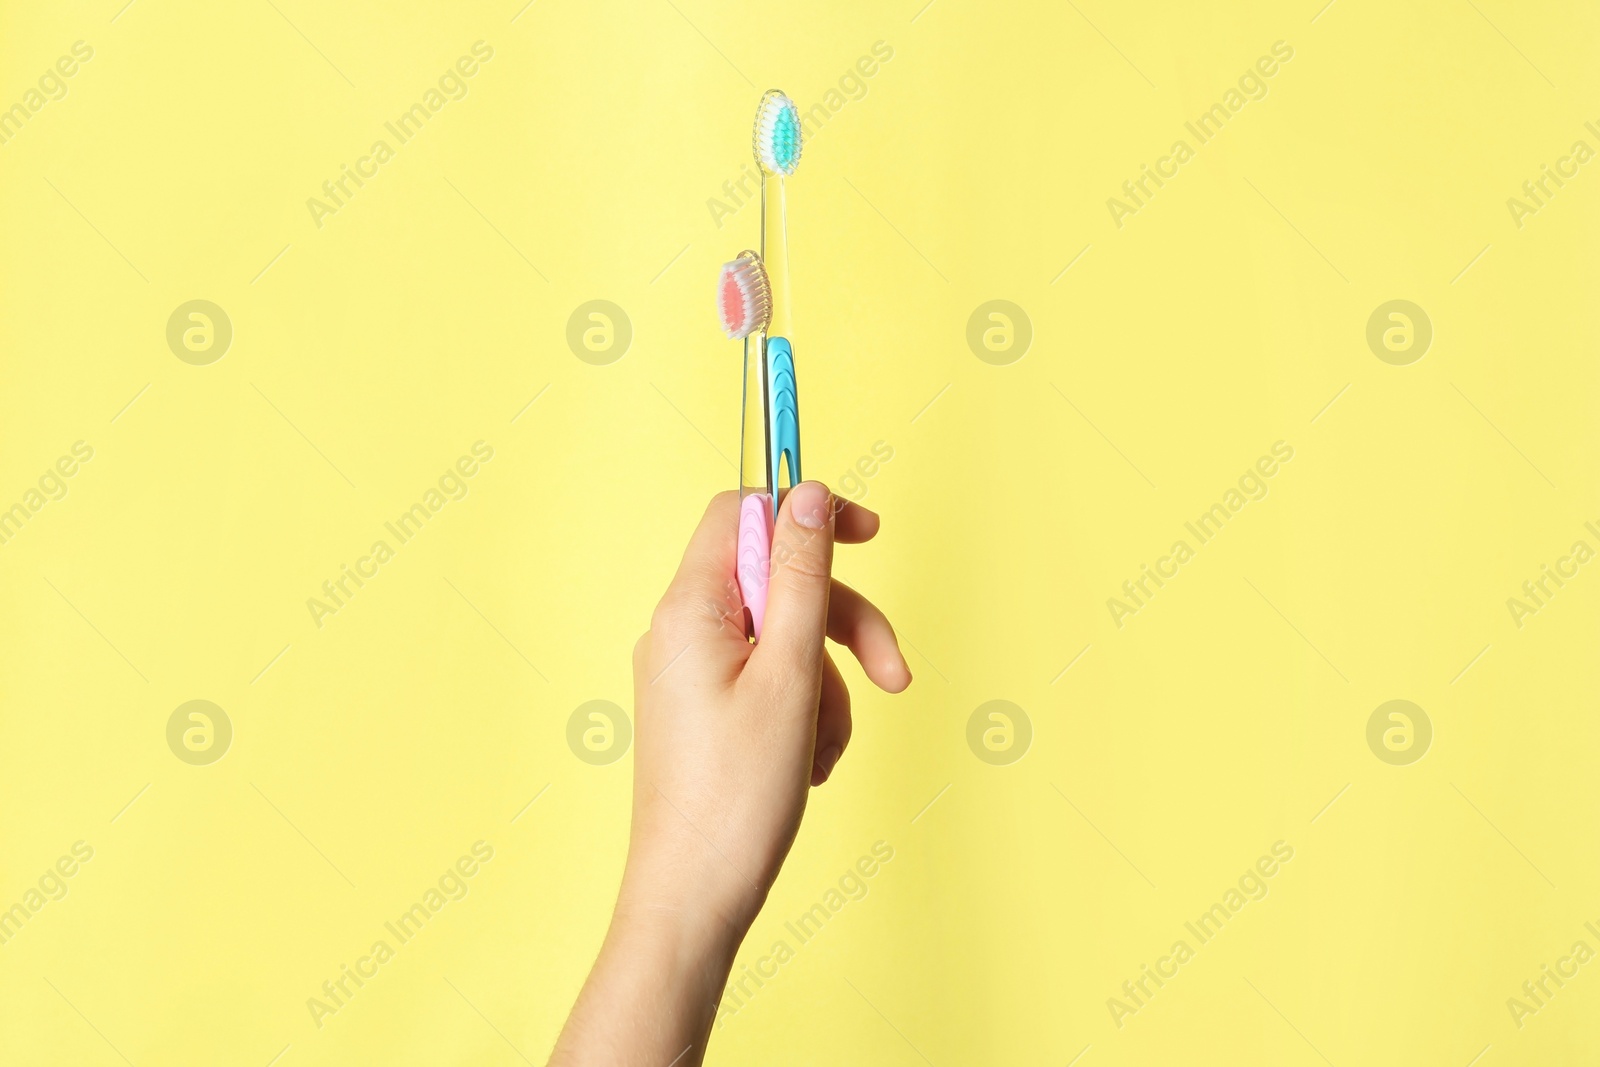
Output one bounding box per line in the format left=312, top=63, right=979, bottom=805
left=624, top=481, right=911, bottom=932
left=549, top=482, right=910, bottom=1065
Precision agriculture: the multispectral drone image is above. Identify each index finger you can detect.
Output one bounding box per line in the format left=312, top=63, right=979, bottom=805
left=655, top=490, right=745, bottom=639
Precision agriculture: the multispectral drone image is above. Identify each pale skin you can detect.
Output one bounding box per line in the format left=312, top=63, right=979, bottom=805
left=548, top=481, right=911, bottom=1066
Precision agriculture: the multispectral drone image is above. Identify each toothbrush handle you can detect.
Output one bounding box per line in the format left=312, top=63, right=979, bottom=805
left=766, top=337, right=800, bottom=509
left=737, top=492, right=773, bottom=640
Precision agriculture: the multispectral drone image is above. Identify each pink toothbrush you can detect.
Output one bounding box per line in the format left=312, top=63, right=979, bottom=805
left=719, top=250, right=774, bottom=638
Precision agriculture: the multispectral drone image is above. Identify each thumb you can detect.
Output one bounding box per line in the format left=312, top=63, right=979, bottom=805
left=753, top=481, right=835, bottom=678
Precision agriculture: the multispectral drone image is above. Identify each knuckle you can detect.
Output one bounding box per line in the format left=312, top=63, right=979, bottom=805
left=778, top=550, right=831, bottom=584
left=649, top=596, right=686, bottom=635
left=771, top=531, right=832, bottom=584
left=654, top=589, right=737, bottom=636
left=831, top=718, right=853, bottom=751
left=706, top=489, right=740, bottom=524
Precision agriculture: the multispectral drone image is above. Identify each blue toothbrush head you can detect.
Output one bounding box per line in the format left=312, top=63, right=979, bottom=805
left=753, top=90, right=802, bottom=177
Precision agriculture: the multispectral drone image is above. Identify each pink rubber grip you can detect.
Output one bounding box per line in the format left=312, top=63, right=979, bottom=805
left=737, top=493, right=773, bottom=640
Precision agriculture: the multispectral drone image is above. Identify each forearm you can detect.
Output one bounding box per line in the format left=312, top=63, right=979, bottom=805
left=548, top=877, right=748, bottom=1066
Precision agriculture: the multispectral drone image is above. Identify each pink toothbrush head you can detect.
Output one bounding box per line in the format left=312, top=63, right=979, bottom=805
left=718, top=251, right=771, bottom=340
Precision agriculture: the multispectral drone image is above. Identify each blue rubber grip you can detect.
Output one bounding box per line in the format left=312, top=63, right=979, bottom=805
left=766, top=336, right=800, bottom=517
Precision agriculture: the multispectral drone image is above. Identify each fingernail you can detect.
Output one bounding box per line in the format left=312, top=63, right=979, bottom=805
left=791, top=482, right=831, bottom=529
left=817, top=744, right=842, bottom=780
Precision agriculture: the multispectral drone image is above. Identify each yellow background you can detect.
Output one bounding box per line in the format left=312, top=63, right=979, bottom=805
left=3, top=0, right=1598, bottom=1063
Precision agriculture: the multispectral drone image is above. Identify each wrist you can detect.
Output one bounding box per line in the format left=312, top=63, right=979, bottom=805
left=615, top=846, right=764, bottom=955
left=554, top=864, right=749, bottom=1067
left=596, top=870, right=749, bottom=1030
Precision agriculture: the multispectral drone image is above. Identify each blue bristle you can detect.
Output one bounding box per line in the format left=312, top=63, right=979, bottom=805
left=774, top=105, right=799, bottom=170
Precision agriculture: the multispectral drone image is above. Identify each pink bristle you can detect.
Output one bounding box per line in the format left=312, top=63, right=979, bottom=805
left=720, top=270, right=746, bottom=335
left=717, top=254, right=770, bottom=339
